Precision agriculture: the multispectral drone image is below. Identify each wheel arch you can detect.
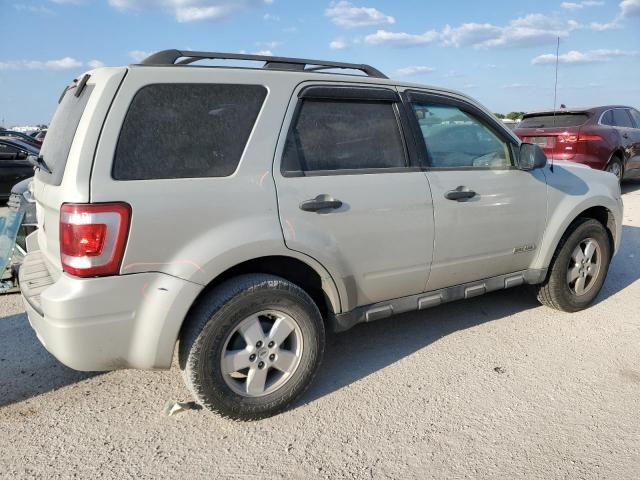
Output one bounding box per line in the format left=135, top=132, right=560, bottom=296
left=535, top=203, right=617, bottom=275
left=178, top=255, right=341, bottom=341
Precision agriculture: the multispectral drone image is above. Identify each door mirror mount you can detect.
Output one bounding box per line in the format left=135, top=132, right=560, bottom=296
left=518, top=143, right=547, bottom=171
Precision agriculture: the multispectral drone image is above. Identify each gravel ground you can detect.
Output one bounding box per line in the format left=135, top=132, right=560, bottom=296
left=1, top=183, right=639, bottom=480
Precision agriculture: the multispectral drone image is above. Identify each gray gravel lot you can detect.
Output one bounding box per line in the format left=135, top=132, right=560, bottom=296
left=1, top=183, right=639, bottom=480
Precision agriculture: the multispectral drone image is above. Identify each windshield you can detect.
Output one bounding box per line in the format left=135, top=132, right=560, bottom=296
left=36, top=81, right=94, bottom=186
left=519, top=113, right=589, bottom=129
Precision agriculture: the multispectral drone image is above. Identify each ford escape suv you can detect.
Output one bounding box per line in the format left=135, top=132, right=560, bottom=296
left=20, top=50, right=623, bottom=420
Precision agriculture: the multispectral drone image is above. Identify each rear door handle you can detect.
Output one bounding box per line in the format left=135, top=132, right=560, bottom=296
left=299, top=194, right=343, bottom=212
left=445, top=186, right=476, bottom=201
left=622, top=133, right=629, bottom=139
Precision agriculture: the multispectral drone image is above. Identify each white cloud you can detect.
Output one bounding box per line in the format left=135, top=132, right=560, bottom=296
left=479, top=14, right=568, bottom=48
left=620, top=0, right=640, bottom=16
left=263, top=13, right=279, bottom=21
left=325, top=1, right=395, bottom=28
left=129, top=50, right=152, bottom=62
left=329, top=39, right=348, bottom=50
left=440, top=23, right=502, bottom=47
left=502, top=83, right=533, bottom=89
left=395, top=66, right=435, bottom=76
left=87, top=59, right=106, bottom=69
left=109, top=0, right=271, bottom=22
left=370, top=14, right=570, bottom=49
left=561, top=1, right=604, bottom=9
left=257, top=40, right=281, bottom=49
left=532, top=48, right=639, bottom=65
left=590, top=20, right=622, bottom=30
left=0, top=57, right=84, bottom=70
left=253, top=50, right=273, bottom=56
left=364, top=29, right=439, bottom=46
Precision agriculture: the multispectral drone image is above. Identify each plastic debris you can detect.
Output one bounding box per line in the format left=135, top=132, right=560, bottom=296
left=163, top=401, right=201, bottom=416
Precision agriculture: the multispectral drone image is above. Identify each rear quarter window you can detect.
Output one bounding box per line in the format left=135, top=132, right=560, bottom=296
left=113, top=84, right=267, bottom=180
left=519, top=113, right=589, bottom=128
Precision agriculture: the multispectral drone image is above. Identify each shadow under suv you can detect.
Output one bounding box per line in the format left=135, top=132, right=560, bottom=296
left=514, top=106, right=640, bottom=181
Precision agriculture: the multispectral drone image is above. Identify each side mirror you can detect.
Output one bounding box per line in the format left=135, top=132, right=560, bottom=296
left=518, top=143, right=547, bottom=171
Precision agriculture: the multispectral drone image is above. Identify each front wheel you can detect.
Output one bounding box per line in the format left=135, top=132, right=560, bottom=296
left=536, top=218, right=611, bottom=312
left=179, top=274, right=325, bottom=420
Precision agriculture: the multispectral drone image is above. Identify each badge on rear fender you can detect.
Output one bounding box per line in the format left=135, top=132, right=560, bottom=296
left=514, top=244, right=536, bottom=254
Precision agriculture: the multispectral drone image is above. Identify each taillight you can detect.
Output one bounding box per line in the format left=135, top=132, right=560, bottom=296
left=60, top=203, right=131, bottom=277
left=557, top=133, right=603, bottom=143
left=557, top=134, right=579, bottom=144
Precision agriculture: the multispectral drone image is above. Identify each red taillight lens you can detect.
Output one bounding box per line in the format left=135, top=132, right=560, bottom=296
left=60, top=203, right=131, bottom=277
left=557, top=133, right=603, bottom=143
left=577, top=134, right=603, bottom=142
left=557, top=134, right=579, bottom=144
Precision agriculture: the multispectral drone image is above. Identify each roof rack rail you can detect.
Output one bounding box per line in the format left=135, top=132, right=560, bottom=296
left=139, top=49, right=388, bottom=79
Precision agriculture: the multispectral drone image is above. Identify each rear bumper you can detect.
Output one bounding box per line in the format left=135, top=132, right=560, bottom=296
left=20, top=250, right=202, bottom=371
left=557, top=153, right=607, bottom=170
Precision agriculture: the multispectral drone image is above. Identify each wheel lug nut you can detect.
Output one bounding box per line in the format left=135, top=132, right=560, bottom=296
left=269, top=354, right=275, bottom=361
left=258, top=361, right=265, bottom=369
left=268, top=341, right=275, bottom=348
left=249, top=354, right=256, bottom=362
left=256, top=341, right=263, bottom=348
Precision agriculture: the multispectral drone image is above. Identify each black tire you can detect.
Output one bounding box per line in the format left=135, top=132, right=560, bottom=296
left=536, top=218, right=611, bottom=312
left=606, top=157, right=624, bottom=182
left=179, top=274, right=325, bottom=421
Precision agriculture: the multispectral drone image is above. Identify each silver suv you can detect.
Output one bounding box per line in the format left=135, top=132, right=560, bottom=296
left=20, top=50, right=623, bottom=420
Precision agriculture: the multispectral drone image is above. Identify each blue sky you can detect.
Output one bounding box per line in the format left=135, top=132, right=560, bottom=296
left=2, top=0, right=639, bottom=126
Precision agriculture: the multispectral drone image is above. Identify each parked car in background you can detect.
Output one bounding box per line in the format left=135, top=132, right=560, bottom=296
left=514, top=106, right=640, bottom=181
left=501, top=118, right=520, bottom=130
left=0, top=138, right=36, bottom=200
left=0, top=130, right=43, bottom=148
left=32, top=130, right=47, bottom=143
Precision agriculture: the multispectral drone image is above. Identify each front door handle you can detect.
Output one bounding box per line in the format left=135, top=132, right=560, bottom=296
left=299, top=194, right=343, bottom=212
left=622, top=133, right=629, bottom=139
left=445, top=186, right=476, bottom=201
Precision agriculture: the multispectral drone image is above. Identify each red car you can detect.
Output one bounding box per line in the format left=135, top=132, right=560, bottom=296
left=514, top=106, right=640, bottom=181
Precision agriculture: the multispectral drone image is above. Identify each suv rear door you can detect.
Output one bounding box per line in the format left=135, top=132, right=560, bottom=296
left=402, top=89, right=547, bottom=291
left=274, top=83, right=435, bottom=310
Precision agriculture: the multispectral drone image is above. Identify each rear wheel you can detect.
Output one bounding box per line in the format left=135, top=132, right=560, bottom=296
left=179, top=274, right=325, bottom=420
left=606, top=157, right=623, bottom=182
left=536, top=218, right=611, bottom=312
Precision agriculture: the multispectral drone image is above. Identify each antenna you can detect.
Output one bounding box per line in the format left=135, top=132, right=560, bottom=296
left=550, top=36, right=560, bottom=172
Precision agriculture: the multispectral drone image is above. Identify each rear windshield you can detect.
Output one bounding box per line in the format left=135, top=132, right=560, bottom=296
left=112, top=84, right=267, bottom=180
left=36, top=82, right=94, bottom=186
left=519, top=113, right=589, bottom=128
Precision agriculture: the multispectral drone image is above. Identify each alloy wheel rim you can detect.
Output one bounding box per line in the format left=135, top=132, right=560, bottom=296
left=220, top=310, right=303, bottom=397
left=566, top=237, right=602, bottom=296
left=608, top=163, right=621, bottom=178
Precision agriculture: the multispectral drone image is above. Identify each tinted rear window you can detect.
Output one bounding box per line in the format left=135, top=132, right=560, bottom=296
left=113, top=84, right=267, bottom=180
left=519, top=113, right=589, bottom=128
left=36, top=83, right=94, bottom=186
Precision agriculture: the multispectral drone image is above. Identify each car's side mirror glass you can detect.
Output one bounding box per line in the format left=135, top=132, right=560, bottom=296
left=518, top=143, right=547, bottom=171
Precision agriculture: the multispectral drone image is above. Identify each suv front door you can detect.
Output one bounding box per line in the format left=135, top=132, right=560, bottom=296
left=402, top=90, right=547, bottom=291
left=274, top=84, right=435, bottom=311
